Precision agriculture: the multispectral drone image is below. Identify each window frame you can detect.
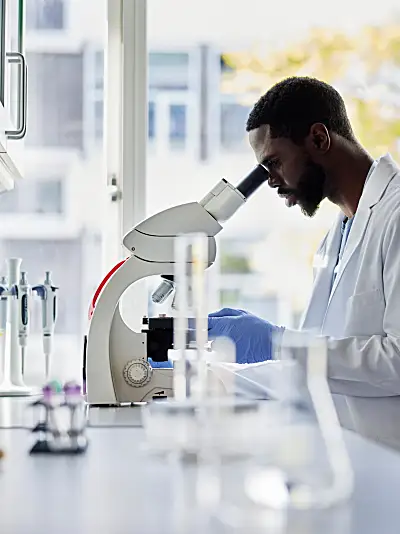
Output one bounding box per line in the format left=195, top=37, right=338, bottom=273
left=106, top=0, right=147, bottom=239
left=105, top=0, right=148, bottom=319
left=108, top=5, right=209, bottom=243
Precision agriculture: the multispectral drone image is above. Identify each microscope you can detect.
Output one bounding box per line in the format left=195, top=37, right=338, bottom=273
left=85, top=164, right=269, bottom=406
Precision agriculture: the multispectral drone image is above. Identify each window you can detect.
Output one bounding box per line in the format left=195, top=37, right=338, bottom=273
left=0, top=179, right=64, bottom=214
left=26, top=52, right=84, bottom=149
left=83, top=49, right=105, bottom=147
left=94, top=51, right=104, bottom=91
left=148, top=101, right=156, bottom=139
left=26, top=0, right=65, bottom=30
left=149, top=52, right=189, bottom=68
left=169, top=104, right=186, bottom=148
left=94, top=100, right=103, bottom=141
left=0, top=185, right=18, bottom=213
left=35, top=180, right=63, bottom=214
left=146, top=91, right=197, bottom=156
left=146, top=49, right=200, bottom=155
left=149, top=52, right=190, bottom=90
left=220, top=102, right=251, bottom=150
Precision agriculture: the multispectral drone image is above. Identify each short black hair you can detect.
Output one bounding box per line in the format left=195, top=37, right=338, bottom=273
left=246, top=76, right=355, bottom=143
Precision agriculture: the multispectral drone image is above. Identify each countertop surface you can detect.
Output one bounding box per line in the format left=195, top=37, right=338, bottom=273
left=1, top=397, right=400, bottom=534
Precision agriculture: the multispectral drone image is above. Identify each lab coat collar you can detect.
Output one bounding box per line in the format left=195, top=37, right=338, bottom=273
left=361, top=153, right=398, bottom=209
left=327, top=153, right=398, bottom=305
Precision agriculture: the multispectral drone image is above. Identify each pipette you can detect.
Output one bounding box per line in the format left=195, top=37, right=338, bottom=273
left=17, top=271, right=30, bottom=376
left=33, top=272, right=58, bottom=380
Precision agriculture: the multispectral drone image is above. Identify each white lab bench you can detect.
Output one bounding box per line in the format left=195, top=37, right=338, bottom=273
left=0, top=398, right=400, bottom=534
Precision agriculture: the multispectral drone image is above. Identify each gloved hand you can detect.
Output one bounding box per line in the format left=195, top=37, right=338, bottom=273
left=148, top=358, right=173, bottom=368
left=208, top=308, right=284, bottom=364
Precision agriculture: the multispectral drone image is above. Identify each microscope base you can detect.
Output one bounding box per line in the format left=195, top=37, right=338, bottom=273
left=86, top=368, right=174, bottom=405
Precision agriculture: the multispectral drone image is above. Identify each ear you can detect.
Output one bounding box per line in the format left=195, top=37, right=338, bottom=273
left=306, top=123, right=330, bottom=154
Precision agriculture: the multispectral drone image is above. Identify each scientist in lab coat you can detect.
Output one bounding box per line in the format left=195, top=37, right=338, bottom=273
left=208, top=76, right=400, bottom=450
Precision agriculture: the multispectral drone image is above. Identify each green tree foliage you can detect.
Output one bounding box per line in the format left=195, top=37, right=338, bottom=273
left=220, top=253, right=252, bottom=274
left=222, top=23, right=400, bottom=158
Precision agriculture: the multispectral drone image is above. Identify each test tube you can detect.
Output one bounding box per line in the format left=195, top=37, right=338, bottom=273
left=173, top=232, right=209, bottom=403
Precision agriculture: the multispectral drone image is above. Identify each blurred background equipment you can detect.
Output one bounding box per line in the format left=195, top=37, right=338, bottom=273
left=0, top=0, right=398, bottom=387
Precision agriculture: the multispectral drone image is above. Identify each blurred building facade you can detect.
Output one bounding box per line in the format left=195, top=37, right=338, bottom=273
left=0, top=0, right=106, bottom=343
left=0, top=0, right=336, bottom=383
left=0, top=0, right=291, bottom=333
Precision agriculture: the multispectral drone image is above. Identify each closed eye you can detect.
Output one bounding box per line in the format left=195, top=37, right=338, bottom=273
left=269, top=158, right=281, bottom=168
left=263, top=158, right=281, bottom=171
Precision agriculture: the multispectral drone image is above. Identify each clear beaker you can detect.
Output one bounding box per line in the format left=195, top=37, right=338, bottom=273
left=212, top=332, right=354, bottom=528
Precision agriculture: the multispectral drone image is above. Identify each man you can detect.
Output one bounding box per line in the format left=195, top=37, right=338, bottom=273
left=208, top=76, right=400, bottom=450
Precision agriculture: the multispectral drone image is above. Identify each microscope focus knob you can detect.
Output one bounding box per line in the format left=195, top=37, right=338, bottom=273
left=123, top=360, right=153, bottom=388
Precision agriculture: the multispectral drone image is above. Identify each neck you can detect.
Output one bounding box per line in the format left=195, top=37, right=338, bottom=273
left=326, top=140, right=374, bottom=218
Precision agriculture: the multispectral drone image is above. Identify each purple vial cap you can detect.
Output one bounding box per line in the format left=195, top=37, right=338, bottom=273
left=64, top=381, right=81, bottom=394
left=42, top=384, right=53, bottom=396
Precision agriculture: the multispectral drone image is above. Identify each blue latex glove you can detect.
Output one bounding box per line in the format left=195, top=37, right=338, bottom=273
left=208, top=308, right=285, bottom=364
left=148, top=358, right=173, bottom=368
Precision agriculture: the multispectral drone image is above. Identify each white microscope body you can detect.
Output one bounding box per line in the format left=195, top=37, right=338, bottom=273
left=85, top=166, right=269, bottom=405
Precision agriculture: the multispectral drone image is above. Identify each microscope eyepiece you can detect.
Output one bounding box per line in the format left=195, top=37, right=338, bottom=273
left=200, top=163, right=270, bottom=223
left=236, top=164, right=269, bottom=200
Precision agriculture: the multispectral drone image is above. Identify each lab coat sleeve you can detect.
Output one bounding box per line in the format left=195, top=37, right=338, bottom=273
left=288, top=210, right=400, bottom=398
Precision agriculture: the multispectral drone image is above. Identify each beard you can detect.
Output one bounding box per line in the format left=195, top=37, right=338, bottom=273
left=278, top=159, right=327, bottom=217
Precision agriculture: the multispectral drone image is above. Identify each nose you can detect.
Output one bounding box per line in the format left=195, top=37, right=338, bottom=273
left=268, top=173, right=281, bottom=189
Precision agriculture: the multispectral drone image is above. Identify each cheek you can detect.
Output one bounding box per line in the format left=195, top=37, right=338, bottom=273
left=284, top=157, right=308, bottom=188
left=281, top=166, right=300, bottom=188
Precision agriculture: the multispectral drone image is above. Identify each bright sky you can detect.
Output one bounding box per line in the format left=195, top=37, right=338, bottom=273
left=148, top=0, right=399, bottom=46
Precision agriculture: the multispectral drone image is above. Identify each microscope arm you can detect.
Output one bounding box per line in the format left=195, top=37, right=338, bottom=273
left=122, top=164, right=269, bottom=263
left=122, top=202, right=221, bottom=265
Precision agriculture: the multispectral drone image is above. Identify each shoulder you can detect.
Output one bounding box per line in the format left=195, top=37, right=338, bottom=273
left=382, top=156, right=400, bottom=202
left=374, top=166, right=400, bottom=223
left=386, top=171, right=400, bottom=197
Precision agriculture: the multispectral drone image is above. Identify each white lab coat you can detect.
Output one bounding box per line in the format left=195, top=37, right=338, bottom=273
left=289, top=153, right=400, bottom=450
left=211, top=153, right=400, bottom=450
